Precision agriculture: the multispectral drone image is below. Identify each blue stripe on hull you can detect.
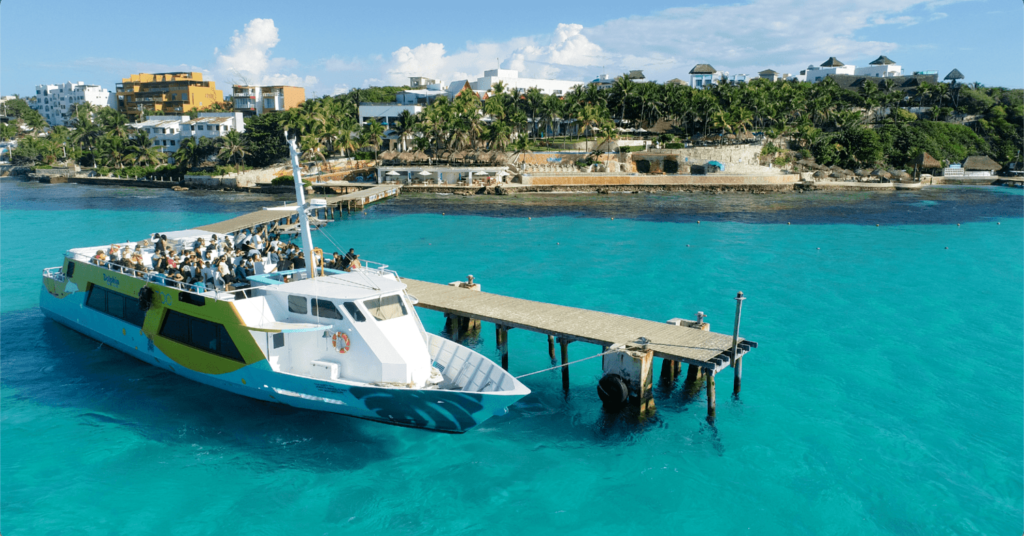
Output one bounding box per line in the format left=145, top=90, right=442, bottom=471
left=39, top=289, right=513, bottom=433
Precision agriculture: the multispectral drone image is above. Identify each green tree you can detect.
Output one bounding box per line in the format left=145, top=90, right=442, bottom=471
left=216, top=130, right=249, bottom=175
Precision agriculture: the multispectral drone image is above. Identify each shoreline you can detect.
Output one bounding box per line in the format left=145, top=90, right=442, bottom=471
left=2, top=171, right=1015, bottom=197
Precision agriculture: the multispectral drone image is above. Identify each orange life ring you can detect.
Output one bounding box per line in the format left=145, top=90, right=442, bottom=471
left=331, top=332, right=351, bottom=353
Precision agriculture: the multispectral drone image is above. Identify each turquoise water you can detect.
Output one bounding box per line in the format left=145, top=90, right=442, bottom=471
left=2, top=180, right=1022, bottom=535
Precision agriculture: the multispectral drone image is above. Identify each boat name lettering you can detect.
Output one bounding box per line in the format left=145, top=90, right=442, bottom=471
left=102, top=274, right=120, bottom=287
left=154, top=290, right=173, bottom=307
left=315, top=383, right=345, bottom=394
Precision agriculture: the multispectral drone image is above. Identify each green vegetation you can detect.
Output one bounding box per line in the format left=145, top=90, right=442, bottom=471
left=2, top=76, right=1017, bottom=176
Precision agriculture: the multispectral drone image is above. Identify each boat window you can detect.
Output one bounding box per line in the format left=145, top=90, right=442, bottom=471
left=272, top=333, right=285, bottom=348
left=65, top=261, right=75, bottom=278
left=288, top=295, right=307, bottom=314
left=312, top=299, right=343, bottom=320
left=85, top=285, right=144, bottom=327
left=343, top=302, right=366, bottom=322
left=159, top=310, right=245, bottom=363
left=161, top=310, right=190, bottom=344
left=86, top=285, right=107, bottom=311
left=191, top=319, right=218, bottom=352
left=363, top=294, right=408, bottom=321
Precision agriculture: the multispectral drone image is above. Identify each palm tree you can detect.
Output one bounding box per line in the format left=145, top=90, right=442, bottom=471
left=216, top=130, right=248, bottom=175
left=394, top=110, right=418, bottom=152
left=173, top=138, right=200, bottom=170
left=611, top=74, right=635, bottom=123
left=360, top=119, right=385, bottom=164
left=127, top=131, right=167, bottom=169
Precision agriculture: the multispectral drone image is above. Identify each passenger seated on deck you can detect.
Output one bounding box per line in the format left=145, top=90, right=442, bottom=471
left=130, top=254, right=146, bottom=273
left=344, top=254, right=361, bottom=272
left=233, top=261, right=248, bottom=283
left=330, top=252, right=342, bottom=269
left=294, top=252, right=307, bottom=270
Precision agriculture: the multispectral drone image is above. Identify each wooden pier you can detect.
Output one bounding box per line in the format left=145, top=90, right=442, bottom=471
left=403, top=278, right=755, bottom=418
left=196, top=184, right=400, bottom=235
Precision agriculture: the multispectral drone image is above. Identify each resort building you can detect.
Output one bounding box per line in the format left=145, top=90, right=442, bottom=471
left=689, top=64, right=721, bottom=89
left=464, top=69, right=583, bottom=97
left=409, top=77, right=445, bottom=90
left=801, top=57, right=856, bottom=82
left=854, top=56, right=904, bottom=78
left=395, top=89, right=447, bottom=105
left=29, top=82, right=116, bottom=126
left=231, top=85, right=305, bottom=116
left=130, top=112, right=245, bottom=154
left=357, top=103, right=424, bottom=127
left=116, top=72, right=224, bottom=122
left=758, top=70, right=781, bottom=82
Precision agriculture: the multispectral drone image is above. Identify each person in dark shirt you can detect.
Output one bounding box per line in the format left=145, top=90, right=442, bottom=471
left=293, top=252, right=306, bottom=270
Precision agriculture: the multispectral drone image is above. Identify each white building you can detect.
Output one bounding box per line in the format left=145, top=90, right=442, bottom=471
left=465, top=69, right=583, bottom=97
left=131, top=112, right=245, bottom=154
left=30, top=81, right=116, bottom=126
left=854, top=56, right=904, bottom=78
left=801, top=57, right=856, bottom=82
left=357, top=103, right=424, bottom=126
left=689, top=64, right=721, bottom=89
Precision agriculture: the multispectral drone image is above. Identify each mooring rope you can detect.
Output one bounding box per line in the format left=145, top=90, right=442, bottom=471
left=515, top=350, right=614, bottom=379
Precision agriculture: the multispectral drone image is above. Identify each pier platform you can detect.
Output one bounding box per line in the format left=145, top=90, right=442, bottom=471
left=402, top=278, right=753, bottom=372
left=196, top=184, right=400, bottom=234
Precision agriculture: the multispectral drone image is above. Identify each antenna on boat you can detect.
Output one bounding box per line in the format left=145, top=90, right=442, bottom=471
left=284, top=129, right=317, bottom=279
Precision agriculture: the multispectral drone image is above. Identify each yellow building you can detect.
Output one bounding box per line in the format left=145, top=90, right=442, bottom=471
left=116, top=72, right=224, bottom=121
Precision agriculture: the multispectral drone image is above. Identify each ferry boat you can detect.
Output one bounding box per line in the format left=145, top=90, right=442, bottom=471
left=39, top=133, right=530, bottom=433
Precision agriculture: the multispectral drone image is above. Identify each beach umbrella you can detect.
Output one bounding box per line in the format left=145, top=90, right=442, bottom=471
left=385, top=170, right=400, bottom=176
left=418, top=170, right=432, bottom=176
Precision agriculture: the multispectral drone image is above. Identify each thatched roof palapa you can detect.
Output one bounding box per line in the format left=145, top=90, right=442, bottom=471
left=869, top=55, right=896, bottom=65
left=916, top=151, right=941, bottom=169
left=963, top=155, right=1000, bottom=171
left=689, top=64, right=717, bottom=74
left=820, top=57, right=845, bottom=67
left=944, top=69, right=964, bottom=81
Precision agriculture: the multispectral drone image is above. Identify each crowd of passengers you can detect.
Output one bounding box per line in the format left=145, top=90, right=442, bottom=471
left=90, top=225, right=362, bottom=291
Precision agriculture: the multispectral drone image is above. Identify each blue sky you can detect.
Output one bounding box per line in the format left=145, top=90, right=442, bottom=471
left=2, top=0, right=1021, bottom=98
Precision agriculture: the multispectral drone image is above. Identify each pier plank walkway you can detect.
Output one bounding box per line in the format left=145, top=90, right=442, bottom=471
left=196, top=185, right=400, bottom=234
left=402, top=278, right=751, bottom=370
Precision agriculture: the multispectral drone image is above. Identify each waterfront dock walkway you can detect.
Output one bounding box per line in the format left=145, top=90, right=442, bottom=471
left=402, top=278, right=753, bottom=372
left=196, top=184, right=400, bottom=234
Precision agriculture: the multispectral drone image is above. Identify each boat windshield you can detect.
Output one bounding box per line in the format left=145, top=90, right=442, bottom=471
left=363, top=294, right=408, bottom=321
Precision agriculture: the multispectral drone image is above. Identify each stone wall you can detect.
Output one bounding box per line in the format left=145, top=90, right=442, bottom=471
left=184, top=175, right=237, bottom=188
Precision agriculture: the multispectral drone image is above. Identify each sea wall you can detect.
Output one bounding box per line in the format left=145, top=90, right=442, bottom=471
left=521, top=173, right=799, bottom=186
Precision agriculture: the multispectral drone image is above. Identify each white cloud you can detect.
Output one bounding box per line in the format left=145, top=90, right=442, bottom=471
left=383, top=24, right=607, bottom=86
left=376, top=0, right=954, bottom=88
left=214, top=18, right=316, bottom=89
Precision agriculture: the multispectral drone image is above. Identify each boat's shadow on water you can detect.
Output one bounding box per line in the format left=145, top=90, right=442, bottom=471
left=2, top=309, right=399, bottom=471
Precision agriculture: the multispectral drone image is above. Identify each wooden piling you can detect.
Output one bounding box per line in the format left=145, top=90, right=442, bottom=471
left=498, top=326, right=509, bottom=371
left=732, top=291, right=745, bottom=395
left=660, top=359, right=678, bottom=381
left=706, top=372, right=716, bottom=420
left=548, top=335, right=555, bottom=360
left=559, top=338, right=570, bottom=391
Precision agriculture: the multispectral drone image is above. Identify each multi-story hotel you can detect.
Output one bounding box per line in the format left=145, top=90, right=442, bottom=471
left=231, top=85, right=305, bottom=116
left=30, top=82, right=116, bottom=126
left=116, top=72, right=224, bottom=121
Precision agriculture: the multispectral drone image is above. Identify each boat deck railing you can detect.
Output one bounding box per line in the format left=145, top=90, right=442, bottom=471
left=51, top=252, right=400, bottom=301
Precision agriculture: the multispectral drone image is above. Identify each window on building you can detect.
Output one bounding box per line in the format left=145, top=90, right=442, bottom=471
left=159, top=310, right=244, bottom=362
left=170, top=140, right=175, bottom=146
left=85, top=285, right=145, bottom=327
